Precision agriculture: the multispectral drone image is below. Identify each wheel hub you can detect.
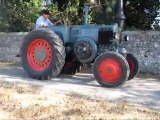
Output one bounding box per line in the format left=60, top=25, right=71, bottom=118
left=106, top=67, right=113, bottom=73
left=35, top=47, right=47, bottom=62
left=99, top=59, right=122, bottom=83
left=74, top=39, right=97, bottom=63
left=27, top=39, right=52, bottom=71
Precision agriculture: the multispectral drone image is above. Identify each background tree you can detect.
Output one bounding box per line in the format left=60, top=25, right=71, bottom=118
left=124, top=0, right=160, bottom=30
left=90, top=0, right=117, bottom=24
left=0, top=0, right=160, bottom=31
left=51, top=0, right=90, bottom=25
left=90, top=0, right=160, bottom=30
left=0, top=0, right=41, bottom=32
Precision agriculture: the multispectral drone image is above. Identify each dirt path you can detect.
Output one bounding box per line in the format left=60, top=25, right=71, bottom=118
left=0, top=66, right=160, bottom=111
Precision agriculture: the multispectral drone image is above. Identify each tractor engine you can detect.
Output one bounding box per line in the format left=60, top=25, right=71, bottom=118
left=98, top=28, right=121, bottom=52
left=73, top=27, right=121, bottom=63
left=98, top=28, right=114, bottom=45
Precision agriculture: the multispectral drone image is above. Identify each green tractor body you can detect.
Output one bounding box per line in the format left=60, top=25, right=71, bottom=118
left=20, top=0, right=139, bottom=88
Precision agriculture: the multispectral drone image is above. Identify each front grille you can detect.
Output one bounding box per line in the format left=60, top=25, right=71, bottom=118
left=98, top=28, right=113, bottom=45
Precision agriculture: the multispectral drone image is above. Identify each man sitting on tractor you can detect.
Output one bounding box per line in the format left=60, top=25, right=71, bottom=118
left=36, top=9, right=53, bottom=29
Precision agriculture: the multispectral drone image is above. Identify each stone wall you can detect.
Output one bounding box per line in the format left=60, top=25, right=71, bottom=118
left=0, top=32, right=27, bottom=63
left=0, top=31, right=160, bottom=75
left=123, top=31, right=160, bottom=75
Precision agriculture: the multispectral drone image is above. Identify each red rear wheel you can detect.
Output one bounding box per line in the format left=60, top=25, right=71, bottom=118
left=127, top=57, right=134, bottom=74
left=21, top=28, right=66, bottom=80
left=93, top=52, right=129, bottom=88
left=27, top=39, right=52, bottom=71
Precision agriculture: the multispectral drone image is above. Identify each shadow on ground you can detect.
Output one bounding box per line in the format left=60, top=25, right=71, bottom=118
left=0, top=66, right=99, bottom=87
left=0, top=66, right=160, bottom=111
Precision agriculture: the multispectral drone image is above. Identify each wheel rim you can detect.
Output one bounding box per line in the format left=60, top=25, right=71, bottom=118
left=98, top=58, right=122, bottom=83
left=127, top=57, right=134, bottom=74
left=27, top=38, right=52, bottom=71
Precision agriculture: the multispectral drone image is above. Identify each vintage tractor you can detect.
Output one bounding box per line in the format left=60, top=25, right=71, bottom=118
left=20, top=0, right=139, bottom=88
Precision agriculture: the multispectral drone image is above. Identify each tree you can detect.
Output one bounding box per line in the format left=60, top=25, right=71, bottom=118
left=124, top=0, right=160, bottom=30
left=90, top=0, right=160, bottom=30
left=91, top=0, right=117, bottom=24
left=0, top=0, right=41, bottom=32
left=0, top=0, right=159, bottom=31
left=52, top=0, right=89, bottom=25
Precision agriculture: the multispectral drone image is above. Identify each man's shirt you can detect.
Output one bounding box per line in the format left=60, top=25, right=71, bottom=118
left=36, top=16, right=53, bottom=29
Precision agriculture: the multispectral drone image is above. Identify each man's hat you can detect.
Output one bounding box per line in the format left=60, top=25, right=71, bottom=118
left=40, top=9, right=50, bottom=15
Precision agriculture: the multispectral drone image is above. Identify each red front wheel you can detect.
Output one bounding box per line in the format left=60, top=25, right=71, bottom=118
left=93, top=52, right=130, bottom=88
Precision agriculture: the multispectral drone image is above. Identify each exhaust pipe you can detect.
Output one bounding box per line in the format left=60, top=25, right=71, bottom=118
left=115, top=0, right=126, bottom=30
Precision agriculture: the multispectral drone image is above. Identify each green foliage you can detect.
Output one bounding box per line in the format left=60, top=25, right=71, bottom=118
left=0, top=0, right=41, bottom=32
left=0, top=0, right=160, bottom=31
left=91, top=0, right=117, bottom=24
left=50, top=0, right=81, bottom=25
left=90, top=0, right=160, bottom=30
left=124, top=0, right=160, bottom=30
left=52, top=0, right=88, bottom=25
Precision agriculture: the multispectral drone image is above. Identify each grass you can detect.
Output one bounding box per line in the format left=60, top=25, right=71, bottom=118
left=0, top=81, right=160, bottom=120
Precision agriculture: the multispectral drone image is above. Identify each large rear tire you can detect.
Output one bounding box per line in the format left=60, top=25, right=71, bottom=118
left=126, top=54, right=139, bottom=80
left=93, top=52, right=130, bottom=88
left=21, top=28, right=65, bottom=80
